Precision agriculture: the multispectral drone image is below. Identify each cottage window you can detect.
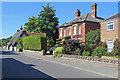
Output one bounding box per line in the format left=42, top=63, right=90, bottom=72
left=73, top=25, right=76, bottom=35
left=63, top=29, right=66, bottom=37
left=69, top=28, right=71, bottom=35
left=107, top=22, right=114, bottom=31
left=60, top=29, right=62, bottom=37
left=78, top=25, right=81, bottom=34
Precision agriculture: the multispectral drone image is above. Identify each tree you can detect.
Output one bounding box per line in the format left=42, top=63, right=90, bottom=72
left=2, top=36, right=12, bottom=46
left=85, top=29, right=100, bottom=45
left=24, top=16, right=39, bottom=32
left=24, top=3, right=59, bottom=40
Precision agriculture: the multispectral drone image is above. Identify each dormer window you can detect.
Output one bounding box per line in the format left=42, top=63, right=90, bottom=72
left=107, top=21, right=114, bottom=31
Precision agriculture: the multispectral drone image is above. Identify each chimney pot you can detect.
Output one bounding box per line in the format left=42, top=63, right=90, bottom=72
left=75, top=9, right=81, bottom=18
left=20, top=25, right=23, bottom=30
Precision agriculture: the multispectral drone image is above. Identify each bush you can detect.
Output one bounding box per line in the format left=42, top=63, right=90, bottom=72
left=73, top=48, right=81, bottom=55
left=63, top=36, right=71, bottom=40
left=16, top=37, right=23, bottom=51
left=22, top=35, right=47, bottom=51
left=65, top=40, right=80, bottom=54
left=92, top=47, right=106, bottom=57
left=54, top=47, right=64, bottom=58
left=85, top=29, right=100, bottom=45
left=56, top=39, right=62, bottom=44
left=82, top=50, right=90, bottom=56
left=47, top=38, right=55, bottom=47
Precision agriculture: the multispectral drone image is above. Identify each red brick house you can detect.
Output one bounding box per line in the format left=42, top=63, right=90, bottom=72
left=58, top=3, right=104, bottom=45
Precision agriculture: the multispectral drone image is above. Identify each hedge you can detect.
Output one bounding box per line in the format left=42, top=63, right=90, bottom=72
left=22, top=35, right=47, bottom=51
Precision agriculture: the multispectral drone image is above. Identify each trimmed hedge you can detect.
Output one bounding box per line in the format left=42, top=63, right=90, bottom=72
left=22, top=35, right=47, bottom=51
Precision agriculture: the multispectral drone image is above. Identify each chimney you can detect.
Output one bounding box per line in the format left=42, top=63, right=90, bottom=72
left=91, top=3, right=97, bottom=18
left=75, top=9, right=81, bottom=18
left=17, top=30, right=20, bottom=32
left=20, top=25, right=23, bottom=30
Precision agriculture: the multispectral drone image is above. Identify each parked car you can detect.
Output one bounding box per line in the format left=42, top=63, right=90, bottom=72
left=50, top=47, right=55, bottom=54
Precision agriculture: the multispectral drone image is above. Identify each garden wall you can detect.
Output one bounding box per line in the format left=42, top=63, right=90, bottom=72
left=62, top=54, right=120, bottom=64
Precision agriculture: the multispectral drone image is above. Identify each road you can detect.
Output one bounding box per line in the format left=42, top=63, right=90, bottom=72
left=0, top=48, right=119, bottom=80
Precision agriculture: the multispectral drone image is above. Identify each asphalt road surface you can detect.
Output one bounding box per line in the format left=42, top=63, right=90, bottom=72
left=0, top=48, right=118, bottom=80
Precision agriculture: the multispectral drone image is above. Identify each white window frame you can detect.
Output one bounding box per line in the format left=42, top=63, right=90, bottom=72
left=107, top=21, right=114, bottom=31
left=78, top=25, right=81, bottom=35
left=107, top=40, right=114, bottom=52
left=60, top=29, right=62, bottom=37
left=63, top=29, right=66, bottom=37
left=69, top=28, right=71, bottom=35
left=73, top=25, right=76, bottom=35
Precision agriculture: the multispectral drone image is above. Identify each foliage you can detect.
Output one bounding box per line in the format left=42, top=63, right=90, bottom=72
left=22, top=35, right=47, bottom=51
left=92, top=47, right=106, bottom=57
left=63, top=36, right=71, bottom=40
left=24, top=16, right=39, bottom=32
left=82, top=50, right=90, bottom=56
left=24, top=3, right=59, bottom=40
left=99, top=41, right=107, bottom=48
left=2, top=36, right=12, bottom=46
left=73, top=48, right=81, bottom=55
left=55, top=44, right=58, bottom=48
left=112, top=39, right=120, bottom=55
left=47, top=38, right=55, bottom=47
left=56, top=39, right=62, bottom=44
left=64, top=40, right=81, bottom=54
left=16, top=37, right=23, bottom=51
left=85, top=29, right=100, bottom=45
left=54, top=47, right=64, bottom=58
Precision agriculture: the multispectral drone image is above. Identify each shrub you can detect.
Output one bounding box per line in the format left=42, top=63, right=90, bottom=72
left=73, top=48, right=81, bottom=55
left=55, top=44, right=58, bottom=49
left=82, top=50, right=90, bottom=56
left=92, top=47, right=106, bottom=57
left=85, top=29, right=100, bottom=45
left=47, top=38, right=55, bottom=47
left=22, top=35, right=47, bottom=51
left=54, top=47, right=64, bottom=58
left=16, top=37, right=23, bottom=51
left=56, top=39, right=62, bottom=44
left=63, top=36, right=71, bottom=40
left=65, top=39, right=80, bottom=54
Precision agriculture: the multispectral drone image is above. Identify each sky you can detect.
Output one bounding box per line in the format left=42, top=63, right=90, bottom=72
left=1, top=2, right=118, bottom=39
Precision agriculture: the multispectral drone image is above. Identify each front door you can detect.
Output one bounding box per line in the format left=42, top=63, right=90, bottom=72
left=107, top=40, right=114, bottom=52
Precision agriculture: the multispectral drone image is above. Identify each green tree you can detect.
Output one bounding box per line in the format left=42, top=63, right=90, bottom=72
left=24, top=3, right=59, bottom=41
left=85, top=29, right=100, bottom=45
left=24, top=16, right=39, bottom=32
left=2, top=36, right=12, bottom=46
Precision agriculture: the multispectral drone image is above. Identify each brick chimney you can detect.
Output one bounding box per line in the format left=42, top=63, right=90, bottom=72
left=91, top=3, right=97, bottom=18
left=75, top=9, right=81, bottom=18
left=17, top=30, right=20, bottom=32
left=20, top=25, right=23, bottom=30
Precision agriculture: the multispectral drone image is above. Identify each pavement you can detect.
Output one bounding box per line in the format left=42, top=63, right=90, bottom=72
left=0, top=48, right=119, bottom=79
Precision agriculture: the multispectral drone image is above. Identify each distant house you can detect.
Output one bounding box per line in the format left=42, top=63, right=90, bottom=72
left=101, top=13, right=120, bottom=52
left=58, top=3, right=104, bottom=45
left=8, top=26, right=46, bottom=51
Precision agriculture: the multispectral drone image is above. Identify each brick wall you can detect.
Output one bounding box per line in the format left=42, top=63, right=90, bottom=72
left=101, top=19, right=119, bottom=42
left=81, top=23, right=86, bottom=45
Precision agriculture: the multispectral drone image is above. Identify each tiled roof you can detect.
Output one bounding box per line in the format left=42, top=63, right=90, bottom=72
left=103, top=13, right=120, bottom=21
left=58, top=13, right=104, bottom=28
left=27, top=32, right=46, bottom=36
